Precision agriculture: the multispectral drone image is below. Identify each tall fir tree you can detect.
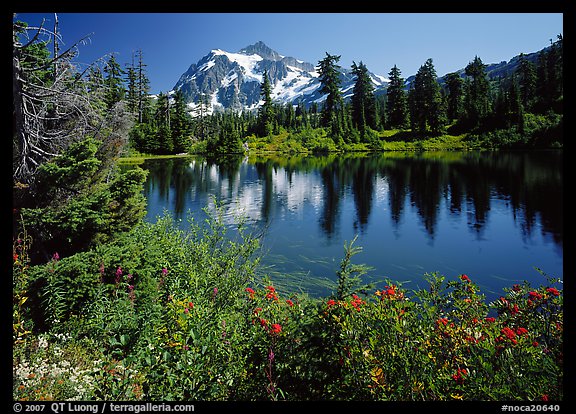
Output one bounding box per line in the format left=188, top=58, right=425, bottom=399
left=257, top=69, right=275, bottom=137
left=103, top=55, right=125, bottom=109
left=317, top=53, right=344, bottom=135
left=135, top=49, right=152, bottom=123
left=409, top=58, right=446, bottom=134
left=444, top=72, right=465, bottom=121
left=386, top=65, right=408, bottom=129
left=516, top=53, right=537, bottom=111
left=464, top=55, right=491, bottom=127
left=350, top=61, right=377, bottom=134
left=171, top=89, right=191, bottom=153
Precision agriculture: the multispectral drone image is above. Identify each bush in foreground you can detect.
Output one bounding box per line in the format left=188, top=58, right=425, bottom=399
left=13, top=213, right=563, bottom=401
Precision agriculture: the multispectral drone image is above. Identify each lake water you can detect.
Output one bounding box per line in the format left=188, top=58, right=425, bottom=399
left=135, top=151, right=563, bottom=301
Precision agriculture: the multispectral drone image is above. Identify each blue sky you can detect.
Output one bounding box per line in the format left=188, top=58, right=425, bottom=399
left=14, top=13, right=563, bottom=94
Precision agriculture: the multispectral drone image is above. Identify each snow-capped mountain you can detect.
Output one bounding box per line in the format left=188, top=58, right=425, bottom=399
left=172, top=41, right=389, bottom=114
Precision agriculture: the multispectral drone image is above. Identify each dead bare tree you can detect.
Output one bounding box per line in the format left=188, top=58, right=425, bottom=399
left=12, top=14, right=117, bottom=184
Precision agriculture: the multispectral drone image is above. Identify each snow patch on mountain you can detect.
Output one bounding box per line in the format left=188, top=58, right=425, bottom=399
left=173, top=42, right=389, bottom=115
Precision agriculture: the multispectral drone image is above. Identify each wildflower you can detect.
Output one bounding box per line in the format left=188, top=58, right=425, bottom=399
left=259, top=318, right=268, bottom=327
left=13, top=254, right=18, bottom=262
left=126, top=274, right=133, bottom=282
left=485, top=317, right=496, bottom=323
left=270, top=324, right=282, bottom=335
left=253, top=307, right=263, bottom=315
left=528, top=291, right=543, bottom=300
left=451, top=367, right=467, bottom=384
left=533, top=341, right=539, bottom=347
left=436, top=317, right=449, bottom=326
left=460, top=274, right=471, bottom=282
left=162, top=267, right=168, bottom=275
left=184, top=307, right=189, bottom=314
left=512, top=284, right=522, bottom=292
left=541, top=394, right=549, bottom=401
left=213, top=287, right=218, bottom=298
left=350, top=294, right=364, bottom=311
left=115, top=267, right=123, bottom=284
left=268, top=349, right=275, bottom=362
left=501, top=327, right=516, bottom=340
left=546, top=287, right=560, bottom=296
left=286, top=299, right=294, bottom=307
left=516, top=327, right=528, bottom=336
left=52, top=252, right=60, bottom=261
left=188, top=302, right=194, bottom=308
left=511, top=303, right=520, bottom=314
left=245, top=287, right=256, bottom=299
left=326, top=299, right=337, bottom=309
left=265, top=286, right=279, bottom=301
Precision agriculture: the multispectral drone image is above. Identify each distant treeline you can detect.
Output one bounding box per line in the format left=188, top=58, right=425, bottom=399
left=120, top=36, right=562, bottom=155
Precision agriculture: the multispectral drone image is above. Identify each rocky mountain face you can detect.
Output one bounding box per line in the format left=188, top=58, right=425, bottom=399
left=173, top=40, right=548, bottom=114
left=172, top=41, right=388, bottom=114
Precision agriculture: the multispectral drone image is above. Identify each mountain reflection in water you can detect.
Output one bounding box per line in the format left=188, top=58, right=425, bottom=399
left=137, top=151, right=563, bottom=300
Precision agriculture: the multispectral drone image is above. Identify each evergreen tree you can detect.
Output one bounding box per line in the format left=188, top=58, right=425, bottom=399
left=464, top=56, right=491, bottom=127
left=154, top=92, right=173, bottom=153
left=171, top=89, right=191, bottom=153
left=125, top=54, right=138, bottom=116
left=257, top=69, right=275, bottom=137
left=135, top=49, right=152, bottom=123
left=409, top=58, right=446, bottom=134
left=350, top=61, right=377, bottom=134
left=445, top=72, right=465, bottom=121
left=386, top=65, right=408, bottom=129
left=516, top=53, right=536, bottom=111
left=103, top=55, right=125, bottom=109
left=317, top=53, right=344, bottom=135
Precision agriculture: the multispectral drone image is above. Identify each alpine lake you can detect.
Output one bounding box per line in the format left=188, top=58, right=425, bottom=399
left=122, top=150, right=563, bottom=302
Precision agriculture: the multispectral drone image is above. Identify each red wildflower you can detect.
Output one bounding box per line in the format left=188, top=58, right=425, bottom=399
left=245, top=287, right=255, bottom=299
left=326, top=299, right=337, bottom=309
left=511, top=303, right=520, bottom=315
left=541, top=395, right=549, bottom=402
left=528, top=291, right=543, bottom=300
left=265, top=286, right=278, bottom=301
left=501, top=327, right=516, bottom=340
left=286, top=299, right=294, bottom=307
left=270, top=323, right=282, bottom=335
left=436, top=317, right=449, bottom=326
left=13, top=254, right=18, bottom=262
left=546, top=287, right=560, bottom=296
left=460, top=274, right=471, bottom=282
left=512, top=284, right=522, bottom=292
left=259, top=318, right=268, bottom=327
left=485, top=317, right=496, bottom=323
left=451, top=367, right=467, bottom=384
left=350, top=294, right=364, bottom=311
left=516, top=327, right=528, bottom=336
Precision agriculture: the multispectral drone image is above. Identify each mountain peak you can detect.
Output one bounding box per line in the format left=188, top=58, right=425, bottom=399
left=239, top=41, right=281, bottom=61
